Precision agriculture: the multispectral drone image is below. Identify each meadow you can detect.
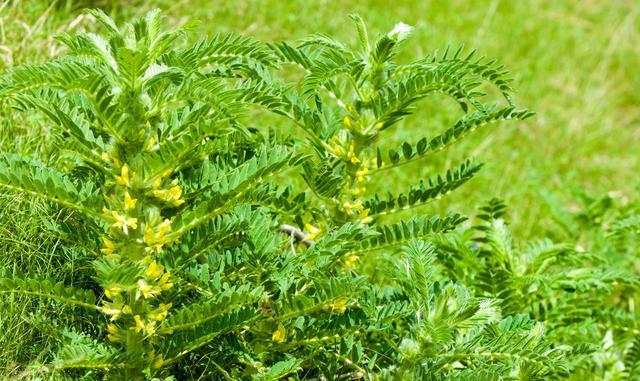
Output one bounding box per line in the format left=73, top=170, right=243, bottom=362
left=0, top=0, right=638, bottom=379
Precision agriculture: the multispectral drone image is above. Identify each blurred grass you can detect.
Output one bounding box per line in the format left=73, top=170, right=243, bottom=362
left=1, top=0, right=638, bottom=239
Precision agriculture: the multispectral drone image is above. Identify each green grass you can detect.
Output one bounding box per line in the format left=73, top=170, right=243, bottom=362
left=2, top=0, right=638, bottom=238
left=0, top=193, right=93, bottom=378
left=0, top=1, right=638, bottom=376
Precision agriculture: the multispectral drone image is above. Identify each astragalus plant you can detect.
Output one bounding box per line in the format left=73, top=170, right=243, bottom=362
left=1, top=8, right=627, bottom=381
left=0, top=9, right=310, bottom=380
left=268, top=16, right=568, bottom=380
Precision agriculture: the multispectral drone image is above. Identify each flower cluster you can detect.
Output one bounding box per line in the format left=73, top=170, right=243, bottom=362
left=98, top=159, right=178, bottom=356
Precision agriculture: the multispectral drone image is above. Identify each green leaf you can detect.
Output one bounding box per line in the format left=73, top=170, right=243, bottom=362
left=254, top=358, right=303, bottom=381
left=401, top=142, right=413, bottom=160
left=163, top=32, right=277, bottom=72
left=374, top=107, right=533, bottom=170
left=352, top=214, right=467, bottom=254
left=170, top=145, right=302, bottom=239
left=365, top=160, right=483, bottom=216
left=0, top=276, right=98, bottom=311
left=349, top=14, right=370, bottom=53
left=162, top=307, right=261, bottom=363
left=0, top=153, right=105, bottom=219
left=161, top=285, right=264, bottom=333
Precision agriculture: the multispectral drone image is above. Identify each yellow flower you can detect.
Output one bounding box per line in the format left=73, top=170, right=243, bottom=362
left=152, top=177, right=162, bottom=190
left=360, top=216, right=373, bottom=225
left=343, top=255, right=360, bottom=269
left=272, top=323, right=286, bottom=343
left=305, top=223, right=322, bottom=241
left=152, top=353, right=164, bottom=369
left=144, top=219, right=173, bottom=249
left=375, top=122, right=384, bottom=130
left=343, top=116, right=352, bottom=128
left=145, top=260, right=164, bottom=279
left=146, top=322, right=157, bottom=335
left=110, top=211, right=138, bottom=235
left=145, top=245, right=162, bottom=255
left=144, top=218, right=171, bottom=244
left=124, top=191, right=137, bottom=210
left=347, top=143, right=360, bottom=164
left=133, top=315, right=144, bottom=333
left=137, top=279, right=155, bottom=299
left=115, top=164, right=130, bottom=186
left=102, top=306, right=123, bottom=321
left=107, top=323, right=124, bottom=342
left=122, top=305, right=132, bottom=314
left=328, top=298, right=348, bottom=313
left=356, top=166, right=369, bottom=182
left=100, top=236, right=116, bottom=255
left=132, top=315, right=157, bottom=336
left=152, top=185, right=185, bottom=206
left=342, top=200, right=364, bottom=214
left=157, top=219, right=172, bottom=236
left=107, top=323, right=119, bottom=335
left=349, top=186, right=366, bottom=196
left=145, top=135, right=156, bottom=151
left=153, top=303, right=172, bottom=321
left=144, top=224, right=156, bottom=243
left=328, top=137, right=345, bottom=157
left=104, top=286, right=121, bottom=300
left=158, top=272, right=173, bottom=290
left=359, top=208, right=373, bottom=224
left=101, top=236, right=115, bottom=247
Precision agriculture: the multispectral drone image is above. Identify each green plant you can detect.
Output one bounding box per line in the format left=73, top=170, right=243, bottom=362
left=1, top=7, right=637, bottom=381
left=267, top=16, right=640, bottom=380
left=0, top=9, right=462, bottom=380
left=270, top=15, right=532, bottom=237
left=266, top=17, right=598, bottom=380
left=434, top=198, right=640, bottom=380
left=0, top=9, right=313, bottom=379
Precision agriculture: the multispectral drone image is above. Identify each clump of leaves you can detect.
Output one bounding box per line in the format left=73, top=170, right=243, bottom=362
left=271, top=15, right=532, bottom=228
left=0, top=9, right=319, bottom=380
left=1, top=8, right=635, bottom=381
left=266, top=16, right=594, bottom=380
left=434, top=198, right=640, bottom=380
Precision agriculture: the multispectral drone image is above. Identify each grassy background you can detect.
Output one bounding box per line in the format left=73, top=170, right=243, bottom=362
left=0, top=0, right=638, bottom=376
left=2, top=0, right=638, bottom=238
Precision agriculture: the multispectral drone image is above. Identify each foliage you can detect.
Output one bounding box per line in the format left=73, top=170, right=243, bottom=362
left=270, top=15, right=533, bottom=230
left=0, top=9, right=310, bottom=380
left=0, top=7, right=638, bottom=381
left=434, top=197, right=640, bottom=380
